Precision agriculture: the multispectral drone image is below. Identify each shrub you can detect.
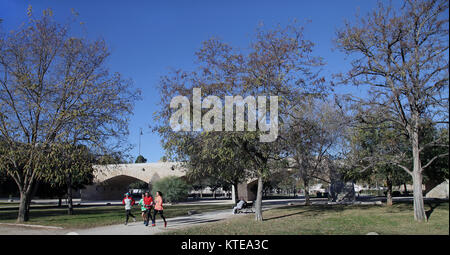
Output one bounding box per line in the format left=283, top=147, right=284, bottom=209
left=128, top=180, right=149, bottom=190
left=151, top=176, right=190, bottom=203
left=392, top=191, right=402, bottom=197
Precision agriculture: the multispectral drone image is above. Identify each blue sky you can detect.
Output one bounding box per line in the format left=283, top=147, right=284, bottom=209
left=0, top=0, right=385, bottom=162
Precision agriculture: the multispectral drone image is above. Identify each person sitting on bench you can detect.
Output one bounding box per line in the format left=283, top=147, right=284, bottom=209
left=232, top=197, right=246, bottom=214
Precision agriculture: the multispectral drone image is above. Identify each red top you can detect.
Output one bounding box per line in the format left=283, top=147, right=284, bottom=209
left=143, top=196, right=153, bottom=208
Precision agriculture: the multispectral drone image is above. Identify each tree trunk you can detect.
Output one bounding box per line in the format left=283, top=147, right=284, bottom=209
left=17, top=190, right=30, bottom=222
left=231, top=182, right=238, bottom=204
left=375, top=181, right=381, bottom=196
left=403, top=183, right=408, bottom=195
left=304, top=179, right=311, bottom=206
left=17, top=180, right=37, bottom=222
left=411, top=128, right=427, bottom=222
left=255, top=176, right=264, bottom=221
left=67, top=174, right=73, bottom=215
left=412, top=169, right=426, bottom=222
left=386, top=177, right=393, bottom=206
left=58, top=197, right=62, bottom=207
left=67, top=188, right=73, bottom=215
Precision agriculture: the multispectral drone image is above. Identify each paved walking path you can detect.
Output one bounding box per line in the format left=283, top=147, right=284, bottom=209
left=74, top=209, right=240, bottom=235
left=0, top=198, right=305, bottom=235
left=4, top=197, right=426, bottom=235
left=69, top=198, right=304, bottom=235
left=0, top=209, right=240, bottom=235
left=0, top=198, right=233, bottom=210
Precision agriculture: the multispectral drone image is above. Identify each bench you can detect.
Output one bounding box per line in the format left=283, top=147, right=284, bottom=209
left=236, top=201, right=255, bottom=214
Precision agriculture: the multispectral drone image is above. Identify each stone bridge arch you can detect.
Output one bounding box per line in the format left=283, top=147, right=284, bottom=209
left=80, top=162, right=185, bottom=201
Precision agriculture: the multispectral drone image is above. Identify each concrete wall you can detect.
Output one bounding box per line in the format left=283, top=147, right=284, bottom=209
left=426, top=179, right=449, bottom=199
left=80, top=162, right=185, bottom=201
left=237, top=179, right=258, bottom=202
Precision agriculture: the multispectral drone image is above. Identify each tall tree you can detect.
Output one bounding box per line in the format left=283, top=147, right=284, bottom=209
left=0, top=9, right=139, bottom=222
left=154, top=22, right=325, bottom=221
left=335, top=0, right=449, bottom=221
left=346, top=111, right=411, bottom=206
left=282, top=98, right=347, bottom=205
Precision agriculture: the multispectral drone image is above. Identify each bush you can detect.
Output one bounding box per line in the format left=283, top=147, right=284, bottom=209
left=392, top=191, right=402, bottom=197
left=151, top=176, right=191, bottom=203
left=128, top=180, right=149, bottom=190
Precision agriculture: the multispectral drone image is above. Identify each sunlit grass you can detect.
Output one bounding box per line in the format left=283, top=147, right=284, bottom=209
left=0, top=204, right=231, bottom=229
left=162, top=202, right=449, bottom=235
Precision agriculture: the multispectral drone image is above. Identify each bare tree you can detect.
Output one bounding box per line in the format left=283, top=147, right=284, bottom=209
left=283, top=98, right=347, bottom=205
left=335, top=0, right=449, bottom=221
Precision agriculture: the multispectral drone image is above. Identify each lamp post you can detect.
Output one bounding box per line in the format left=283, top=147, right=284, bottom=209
left=139, top=128, right=143, bottom=156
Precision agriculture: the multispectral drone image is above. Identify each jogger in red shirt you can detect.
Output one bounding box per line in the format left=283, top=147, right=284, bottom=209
left=143, top=192, right=154, bottom=226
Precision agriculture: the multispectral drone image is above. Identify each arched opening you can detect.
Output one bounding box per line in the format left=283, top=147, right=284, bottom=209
left=82, top=175, right=150, bottom=201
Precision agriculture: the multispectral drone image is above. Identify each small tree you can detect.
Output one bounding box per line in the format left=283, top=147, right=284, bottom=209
left=346, top=107, right=411, bottom=206
left=41, top=143, right=94, bottom=215
left=151, top=176, right=190, bottom=203
left=135, top=155, right=147, bottom=163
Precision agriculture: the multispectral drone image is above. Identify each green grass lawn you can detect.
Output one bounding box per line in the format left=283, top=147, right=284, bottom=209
left=162, top=202, right=449, bottom=235
left=0, top=202, right=19, bottom=207
left=0, top=203, right=231, bottom=229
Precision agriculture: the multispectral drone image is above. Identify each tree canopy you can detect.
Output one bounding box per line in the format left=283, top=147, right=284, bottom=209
left=0, top=9, right=140, bottom=222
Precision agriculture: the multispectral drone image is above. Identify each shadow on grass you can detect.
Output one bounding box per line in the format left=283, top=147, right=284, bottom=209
left=425, top=200, right=447, bottom=220
left=263, top=199, right=449, bottom=222
left=393, top=199, right=448, bottom=216
left=166, top=217, right=222, bottom=226
left=263, top=204, right=372, bottom=221
left=0, top=204, right=231, bottom=224
left=263, top=201, right=422, bottom=222
left=0, top=207, right=135, bottom=222
left=262, top=208, right=317, bottom=221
